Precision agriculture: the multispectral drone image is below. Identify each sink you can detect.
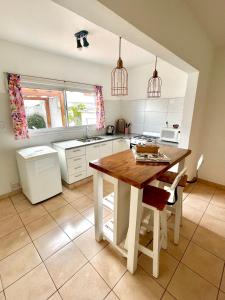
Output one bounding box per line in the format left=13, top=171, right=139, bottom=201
left=77, top=136, right=104, bottom=143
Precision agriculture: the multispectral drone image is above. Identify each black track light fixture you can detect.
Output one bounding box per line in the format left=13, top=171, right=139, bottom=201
left=74, top=30, right=89, bottom=49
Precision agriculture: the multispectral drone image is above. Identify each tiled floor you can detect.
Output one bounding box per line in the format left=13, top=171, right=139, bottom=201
left=0, top=180, right=225, bottom=299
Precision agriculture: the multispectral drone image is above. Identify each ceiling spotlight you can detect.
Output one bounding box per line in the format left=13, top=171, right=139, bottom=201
left=74, top=30, right=89, bottom=49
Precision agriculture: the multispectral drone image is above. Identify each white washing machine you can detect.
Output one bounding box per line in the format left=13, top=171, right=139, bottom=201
left=16, top=146, right=62, bottom=204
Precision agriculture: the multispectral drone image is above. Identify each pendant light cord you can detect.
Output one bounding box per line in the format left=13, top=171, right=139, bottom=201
left=119, top=36, right=121, bottom=58
left=155, top=56, right=158, bottom=70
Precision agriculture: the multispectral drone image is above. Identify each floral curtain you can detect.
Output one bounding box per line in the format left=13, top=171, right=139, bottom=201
left=7, top=73, right=29, bottom=140
left=95, top=85, right=105, bottom=130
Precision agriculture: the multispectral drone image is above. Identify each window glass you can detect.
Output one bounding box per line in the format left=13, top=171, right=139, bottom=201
left=66, top=91, right=96, bottom=126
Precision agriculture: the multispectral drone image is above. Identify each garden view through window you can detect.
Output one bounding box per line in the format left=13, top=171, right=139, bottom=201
left=22, top=87, right=96, bottom=130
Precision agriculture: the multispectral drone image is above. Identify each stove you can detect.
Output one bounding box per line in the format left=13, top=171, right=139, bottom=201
left=130, top=132, right=160, bottom=147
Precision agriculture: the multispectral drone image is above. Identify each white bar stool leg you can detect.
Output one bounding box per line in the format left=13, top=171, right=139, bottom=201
left=160, top=210, right=167, bottom=250
left=153, top=209, right=160, bottom=278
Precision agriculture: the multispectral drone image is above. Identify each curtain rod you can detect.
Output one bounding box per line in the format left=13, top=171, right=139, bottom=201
left=5, top=72, right=103, bottom=88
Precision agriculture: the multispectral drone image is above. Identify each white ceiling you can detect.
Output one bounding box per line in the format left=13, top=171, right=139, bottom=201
left=185, top=0, right=225, bottom=47
left=0, top=0, right=155, bottom=67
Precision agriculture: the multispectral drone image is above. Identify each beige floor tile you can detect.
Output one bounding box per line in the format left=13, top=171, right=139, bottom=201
left=200, top=214, right=225, bottom=238
left=0, top=293, right=4, bottom=300
left=0, top=279, right=2, bottom=292
left=70, top=195, right=94, bottom=212
left=182, top=242, right=224, bottom=287
left=182, top=203, right=204, bottom=224
left=114, top=267, right=164, bottom=300
left=4, top=264, right=56, bottom=300
left=218, top=291, right=225, bottom=300
left=26, top=214, right=57, bottom=240
left=184, top=194, right=209, bottom=211
left=221, top=268, right=225, bottom=292
left=168, top=216, right=197, bottom=240
left=0, top=243, right=41, bottom=288
left=19, top=205, right=47, bottom=225
left=205, top=203, right=225, bottom=222
left=105, top=291, right=119, bottom=300
left=46, top=242, right=87, bottom=288
left=191, top=183, right=215, bottom=201
left=0, top=215, right=23, bottom=239
left=48, top=292, right=62, bottom=300
left=78, top=183, right=93, bottom=195
left=59, top=263, right=110, bottom=300
left=50, top=204, right=79, bottom=225
left=0, top=228, right=31, bottom=260
left=61, top=214, right=92, bottom=240
left=74, top=227, right=108, bottom=259
left=34, top=227, right=70, bottom=260
left=81, top=206, right=112, bottom=224
left=62, top=188, right=84, bottom=203
left=0, top=198, right=17, bottom=221
left=165, top=229, right=189, bottom=260
left=192, top=226, right=225, bottom=260
left=11, top=193, right=26, bottom=202
left=42, top=195, right=68, bottom=212
left=167, top=263, right=218, bottom=300
left=138, top=251, right=179, bottom=288
left=162, top=291, right=176, bottom=300
left=91, top=244, right=126, bottom=288
left=211, top=190, right=225, bottom=209
left=11, top=195, right=33, bottom=213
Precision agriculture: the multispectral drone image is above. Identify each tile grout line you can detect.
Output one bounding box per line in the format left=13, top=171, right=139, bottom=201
left=217, top=262, right=225, bottom=300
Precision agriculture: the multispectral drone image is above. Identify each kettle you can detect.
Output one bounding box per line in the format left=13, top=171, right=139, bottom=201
left=106, top=125, right=115, bottom=135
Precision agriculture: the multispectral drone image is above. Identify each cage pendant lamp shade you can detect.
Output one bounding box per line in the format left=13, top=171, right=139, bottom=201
left=147, top=56, right=162, bottom=98
left=111, top=37, right=128, bottom=96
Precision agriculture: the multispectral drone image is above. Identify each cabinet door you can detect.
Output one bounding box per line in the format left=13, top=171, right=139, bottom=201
left=99, top=141, right=113, bottom=158
left=86, top=144, right=101, bottom=176
left=113, top=139, right=130, bottom=153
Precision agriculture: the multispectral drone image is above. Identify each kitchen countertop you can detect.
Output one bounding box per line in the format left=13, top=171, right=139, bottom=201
left=52, top=134, right=134, bottom=150
left=52, top=133, right=179, bottom=150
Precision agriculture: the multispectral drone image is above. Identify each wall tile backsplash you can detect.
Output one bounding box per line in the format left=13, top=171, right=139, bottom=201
left=120, top=98, right=184, bottom=134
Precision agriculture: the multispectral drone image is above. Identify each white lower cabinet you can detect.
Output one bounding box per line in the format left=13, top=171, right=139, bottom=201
left=86, top=141, right=113, bottom=177
left=53, top=138, right=128, bottom=184
left=112, top=138, right=130, bottom=153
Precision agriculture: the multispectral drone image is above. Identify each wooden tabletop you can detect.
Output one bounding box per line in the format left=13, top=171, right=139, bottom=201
left=89, top=146, right=191, bottom=189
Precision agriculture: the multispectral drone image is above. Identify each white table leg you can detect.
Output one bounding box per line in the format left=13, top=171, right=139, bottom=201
left=93, top=170, right=103, bottom=242
left=178, top=158, right=186, bottom=226
left=127, top=186, right=143, bottom=274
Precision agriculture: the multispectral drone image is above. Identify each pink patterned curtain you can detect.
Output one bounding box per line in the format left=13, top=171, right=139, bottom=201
left=8, top=73, right=29, bottom=140
left=95, top=85, right=105, bottom=130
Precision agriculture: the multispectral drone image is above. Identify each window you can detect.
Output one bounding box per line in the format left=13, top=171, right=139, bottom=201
left=66, top=91, right=96, bottom=126
left=21, top=79, right=96, bottom=131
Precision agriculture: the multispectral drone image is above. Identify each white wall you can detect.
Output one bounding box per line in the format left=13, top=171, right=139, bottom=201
left=0, top=39, right=120, bottom=195
left=199, top=49, right=225, bottom=185
left=120, top=61, right=187, bottom=134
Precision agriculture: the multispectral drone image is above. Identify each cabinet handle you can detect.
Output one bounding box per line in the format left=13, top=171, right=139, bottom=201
left=73, top=158, right=82, bottom=162
left=74, top=173, right=82, bottom=177
left=74, top=166, right=82, bottom=170
left=72, top=149, right=81, bottom=153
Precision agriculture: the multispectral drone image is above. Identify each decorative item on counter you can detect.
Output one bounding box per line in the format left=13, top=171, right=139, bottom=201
left=111, top=37, right=128, bottom=96
left=106, top=125, right=115, bottom=135
left=147, top=56, right=162, bottom=98
left=136, top=143, right=159, bottom=154
left=125, top=122, right=131, bottom=134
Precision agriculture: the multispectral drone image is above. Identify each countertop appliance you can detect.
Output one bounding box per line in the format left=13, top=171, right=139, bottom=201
left=160, top=127, right=180, bottom=143
left=106, top=125, right=115, bottom=135
left=16, top=146, right=62, bottom=204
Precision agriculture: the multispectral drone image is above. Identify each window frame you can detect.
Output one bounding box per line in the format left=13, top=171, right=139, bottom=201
left=20, top=77, right=97, bottom=136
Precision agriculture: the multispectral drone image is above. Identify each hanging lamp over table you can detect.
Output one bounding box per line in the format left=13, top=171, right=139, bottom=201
left=147, top=56, right=162, bottom=98
left=111, top=37, right=128, bottom=96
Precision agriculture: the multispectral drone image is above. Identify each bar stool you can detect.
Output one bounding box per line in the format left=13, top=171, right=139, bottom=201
left=157, top=168, right=187, bottom=244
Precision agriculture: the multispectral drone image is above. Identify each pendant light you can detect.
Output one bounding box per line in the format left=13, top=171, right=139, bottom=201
left=147, top=56, right=162, bottom=98
left=111, top=37, right=128, bottom=96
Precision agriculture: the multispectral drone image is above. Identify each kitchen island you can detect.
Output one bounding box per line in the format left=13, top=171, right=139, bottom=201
left=89, top=146, right=191, bottom=274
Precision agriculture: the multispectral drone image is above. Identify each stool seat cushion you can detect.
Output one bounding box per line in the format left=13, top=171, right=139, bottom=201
left=158, top=171, right=187, bottom=187
left=143, top=185, right=170, bottom=211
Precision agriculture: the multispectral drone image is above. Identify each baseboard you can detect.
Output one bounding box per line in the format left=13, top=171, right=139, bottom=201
left=198, top=178, right=225, bottom=190
left=62, top=176, right=93, bottom=190
left=0, top=188, right=22, bottom=200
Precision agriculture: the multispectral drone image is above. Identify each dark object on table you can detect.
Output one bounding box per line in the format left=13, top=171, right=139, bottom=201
left=173, top=124, right=179, bottom=129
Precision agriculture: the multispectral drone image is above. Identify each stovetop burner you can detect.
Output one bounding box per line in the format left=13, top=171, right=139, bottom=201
left=131, top=134, right=159, bottom=146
